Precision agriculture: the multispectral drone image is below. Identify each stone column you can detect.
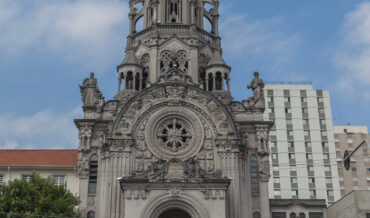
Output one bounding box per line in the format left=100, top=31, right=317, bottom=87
left=205, top=73, right=209, bottom=91
left=260, top=181, right=270, bottom=218
left=227, top=76, right=231, bottom=92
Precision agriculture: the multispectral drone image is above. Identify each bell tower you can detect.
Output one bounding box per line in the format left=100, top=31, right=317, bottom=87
left=117, top=0, right=231, bottom=102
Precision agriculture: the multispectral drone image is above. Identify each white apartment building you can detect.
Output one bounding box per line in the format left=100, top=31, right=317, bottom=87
left=264, top=83, right=341, bottom=204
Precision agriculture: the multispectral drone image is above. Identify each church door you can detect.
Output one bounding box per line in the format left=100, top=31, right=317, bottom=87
left=158, top=209, right=191, bottom=218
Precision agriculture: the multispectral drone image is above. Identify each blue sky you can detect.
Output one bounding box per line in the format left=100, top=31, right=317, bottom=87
left=1, top=0, right=370, bottom=149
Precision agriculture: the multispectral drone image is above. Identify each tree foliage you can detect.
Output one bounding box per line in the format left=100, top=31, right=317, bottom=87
left=0, top=173, right=80, bottom=218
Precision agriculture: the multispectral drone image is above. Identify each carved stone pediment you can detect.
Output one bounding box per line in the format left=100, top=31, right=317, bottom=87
left=157, top=68, right=194, bottom=85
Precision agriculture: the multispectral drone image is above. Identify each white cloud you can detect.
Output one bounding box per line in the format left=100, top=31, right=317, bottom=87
left=0, top=107, right=82, bottom=149
left=333, top=2, right=370, bottom=100
left=0, top=0, right=129, bottom=70
left=219, top=9, right=302, bottom=68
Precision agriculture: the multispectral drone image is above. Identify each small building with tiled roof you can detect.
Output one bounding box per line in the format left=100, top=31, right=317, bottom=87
left=0, top=149, right=79, bottom=195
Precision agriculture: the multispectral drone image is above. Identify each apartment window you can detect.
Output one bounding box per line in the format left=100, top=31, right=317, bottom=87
left=274, top=190, right=281, bottom=196
left=285, top=108, right=292, bottom=113
left=288, top=142, right=294, bottom=148
left=347, top=139, right=353, bottom=143
left=273, top=177, right=280, bottom=183
left=339, top=177, right=344, bottom=181
left=286, top=119, right=292, bottom=125
left=353, top=186, right=359, bottom=190
left=268, top=107, right=275, bottom=113
left=321, top=130, right=327, bottom=136
left=364, top=148, right=368, bottom=153
left=338, top=167, right=343, bottom=172
left=289, top=153, right=296, bottom=160
left=350, top=157, right=356, bottom=162
left=301, top=97, right=307, bottom=103
left=0, top=175, right=3, bottom=186
left=287, top=130, right=293, bottom=137
left=320, top=119, right=326, bottom=125
left=269, top=141, right=277, bottom=147
left=302, top=108, right=308, bottom=114
left=317, top=97, right=324, bottom=103
left=303, top=119, right=309, bottom=125
left=327, top=190, right=334, bottom=197
left=291, top=190, right=298, bottom=196
left=290, top=165, right=297, bottom=171
left=322, top=142, right=329, bottom=148
left=306, top=153, right=313, bottom=160
left=291, top=177, right=297, bottom=184
left=365, top=158, right=370, bottom=162
left=273, top=165, right=279, bottom=171
left=352, top=167, right=357, bottom=172
left=305, top=142, right=312, bottom=148
left=318, top=108, right=325, bottom=114
left=310, top=190, right=316, bottom=196
left=53, top=175, right=66, bottom=186
left=284, top=97, right=291, bottom=102
left=268, top=96, right=274, bottom=102
left=304, top=130, right=310, bottom=136
left=308, top=177, right=315, bottom=183
left=323, top=153, right=329, bottom=160
left=324, top=165, right=331, bottom=172
left=22, top=175, right=32, bottom=183
left=272, top=153, right=278, bottom=159
left=353, top=177, right=358, bottom=181
left=366, top=167, right=370, bottom=172
left=326, top=178, right=332, bottom=184
left=308, top=165, right=314, bottom=172
left=270, top=130, right=276, bottom=136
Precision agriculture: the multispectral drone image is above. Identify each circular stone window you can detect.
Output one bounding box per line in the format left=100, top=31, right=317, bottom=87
left=144, top=108, right=204, bottom=160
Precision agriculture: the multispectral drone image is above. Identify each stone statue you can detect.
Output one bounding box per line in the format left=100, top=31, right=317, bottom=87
left=247, top=71, right=265, bottom=109
left=80, top=72, right=105, bottom=108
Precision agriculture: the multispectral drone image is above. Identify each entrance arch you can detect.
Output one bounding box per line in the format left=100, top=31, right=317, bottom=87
left=159, top=209, right=191, bottom=218
left=140, top=193, right=210, bottom=218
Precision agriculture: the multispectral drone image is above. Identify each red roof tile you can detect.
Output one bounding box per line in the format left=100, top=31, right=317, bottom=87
left=0, top=150, right=78, bottom=167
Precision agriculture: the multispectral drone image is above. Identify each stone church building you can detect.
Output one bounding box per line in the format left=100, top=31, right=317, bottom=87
left=75, top=0, right=272, bottom=217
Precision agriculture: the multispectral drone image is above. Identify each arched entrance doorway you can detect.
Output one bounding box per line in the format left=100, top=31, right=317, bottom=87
left=159, top=209, right=191, bottom=218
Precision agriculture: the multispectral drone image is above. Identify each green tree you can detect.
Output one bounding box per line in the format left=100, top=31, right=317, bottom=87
left=0, top=173, right=80, bottom=218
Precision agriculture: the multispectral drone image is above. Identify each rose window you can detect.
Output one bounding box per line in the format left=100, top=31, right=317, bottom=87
left=156, top=118, right=192, bottom=152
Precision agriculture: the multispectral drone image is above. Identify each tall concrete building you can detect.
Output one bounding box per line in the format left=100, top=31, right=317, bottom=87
left=75, top=0, right=273, bottom=217
left=334, top=125, right=370, bottom=196
left=263, top=83, right=341, bottom=204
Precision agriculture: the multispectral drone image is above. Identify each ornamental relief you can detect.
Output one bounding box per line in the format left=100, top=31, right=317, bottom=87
left=114, top=85, right=233, bottom=137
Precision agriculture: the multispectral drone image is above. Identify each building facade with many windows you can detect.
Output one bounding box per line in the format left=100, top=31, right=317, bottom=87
left=264, top=83, right=341, bottom=204
left=334, top=125, right=370, bottom=196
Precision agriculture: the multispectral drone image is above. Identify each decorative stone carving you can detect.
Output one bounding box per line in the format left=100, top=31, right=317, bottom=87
left=169, top=186, right=183, bottom=198
left=255, top=124, right=269, bottom=156
left=258, top=155, right=270, bottom=182
left=77, top=152, right=89, bottom=178
left=79, top=124, right=92, bottom=150
left=202, top=189, right=225, bottom=200
left=244, top=72, right=265, bottom=110
left=125, top=190, right=148, bottom=200
left=80, top=72, right=105, bottom=108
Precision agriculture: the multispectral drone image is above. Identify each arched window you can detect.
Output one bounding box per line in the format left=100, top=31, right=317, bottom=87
left=250, top=155, right=259, bottom=194
left=253, top=212, right=261, bottom=218
left=208, top=73, right=213, bottom=91
left=290, top=212, right=297, bottom=218
left=203, top=16, right=212, bottom=33
left=135, top=15, right=144, bottom=33
left=299, top=213, right=306, bottom=218
left=215, top=72, right=222, bottom=90
left=135, top=73, right=140, bottom=91
left=88, top=154, right=98, bottom=194
left=87, top=211, right=95, bottom=218
left=126, top=71, right=134, bottom=90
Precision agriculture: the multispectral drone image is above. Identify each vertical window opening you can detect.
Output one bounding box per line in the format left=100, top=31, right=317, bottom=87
left=88, top=154, right=98, bottom=194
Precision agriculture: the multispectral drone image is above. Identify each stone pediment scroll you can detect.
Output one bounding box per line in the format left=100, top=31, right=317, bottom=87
left=124, top=158, right=223, bottom=182
left=156, top=68, right=195, bottom=85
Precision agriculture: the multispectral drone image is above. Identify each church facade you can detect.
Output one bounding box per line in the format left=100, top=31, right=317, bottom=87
left=75, top=0, right=272, bottom=217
